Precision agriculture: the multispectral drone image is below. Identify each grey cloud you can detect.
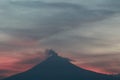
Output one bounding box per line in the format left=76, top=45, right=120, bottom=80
left=10, top=1, right=82, bottom=9
left=0, top=1, right=115, bottom=41
left=16, top=56, right=44, bottom=65
left=0, top=0, right=120, bottom=76
left=14, top=51, right=46, bottom=65
left=0, top=0, right=118, bottom=57
left=98, top=0, right=120, bottom=12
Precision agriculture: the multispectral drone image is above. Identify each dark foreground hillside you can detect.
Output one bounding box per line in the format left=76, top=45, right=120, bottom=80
left=3, top=50, right=118, bottom=80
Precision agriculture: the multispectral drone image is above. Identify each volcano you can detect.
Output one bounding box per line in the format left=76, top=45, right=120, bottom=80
left=3, top=50, right=118, bottom=80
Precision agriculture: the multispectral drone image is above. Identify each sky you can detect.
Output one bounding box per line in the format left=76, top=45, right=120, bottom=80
left=0, top=0, right=120, bottom=78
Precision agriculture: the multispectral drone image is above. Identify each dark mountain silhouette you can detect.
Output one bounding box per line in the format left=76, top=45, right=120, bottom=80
left=3, top=50, right=118, bottom=80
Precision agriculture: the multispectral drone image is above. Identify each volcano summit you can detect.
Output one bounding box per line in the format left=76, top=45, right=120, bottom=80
left=3, top=50, right=118, bottom=80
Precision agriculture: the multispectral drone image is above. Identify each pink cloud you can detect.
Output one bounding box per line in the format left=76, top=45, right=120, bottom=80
left=0, top=49, right=47, bottom=78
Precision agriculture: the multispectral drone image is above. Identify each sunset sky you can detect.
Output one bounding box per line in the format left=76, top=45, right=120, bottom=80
left=0, top=0, right=120, bottom=78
